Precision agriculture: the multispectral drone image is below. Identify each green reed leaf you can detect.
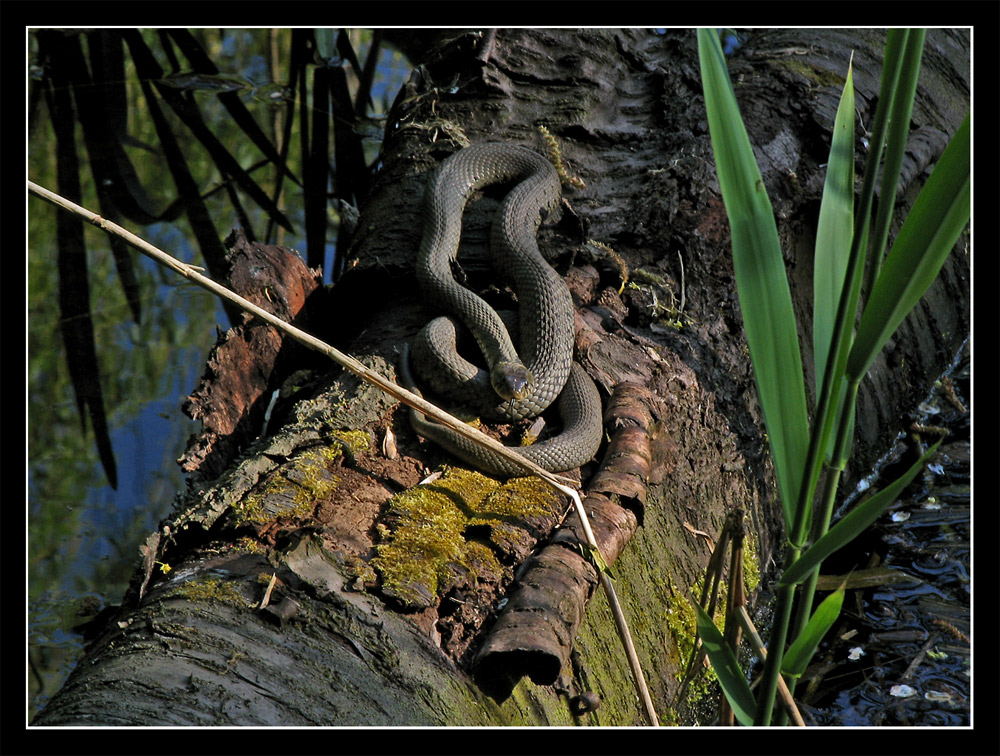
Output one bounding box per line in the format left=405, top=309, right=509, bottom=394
left=780, top=439, right=942, bottom=586
left=867, top=30, right=926, bottom=291
left=782, top=588, right=844, bottom=678
left=698, top=29, right=810, bottom=529
left=692, top=599, right=756, bottom=726
left=813, top=63, right=855, bottom=396
left=846, top=115, right=969, bottom=381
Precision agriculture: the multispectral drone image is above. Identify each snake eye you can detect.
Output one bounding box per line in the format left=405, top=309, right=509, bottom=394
left=505, top=373, right=529, bottom=399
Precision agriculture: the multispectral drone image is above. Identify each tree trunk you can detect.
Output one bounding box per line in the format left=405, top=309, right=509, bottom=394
left=34, top=28, right=969, bottom=727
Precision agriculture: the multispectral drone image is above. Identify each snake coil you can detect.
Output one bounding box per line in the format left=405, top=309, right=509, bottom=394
left=401, top=143, right=602, bottom=476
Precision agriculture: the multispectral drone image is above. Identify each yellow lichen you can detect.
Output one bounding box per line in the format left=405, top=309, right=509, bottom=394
left=372, top=468, right=546, bottom=607
left=230, top=445, right=341, bottom=526
left=372, top=482, right=479, bottom=606
left=330, top=429, right=371, bottom=458
left=372, top=469, right=567, bottom=608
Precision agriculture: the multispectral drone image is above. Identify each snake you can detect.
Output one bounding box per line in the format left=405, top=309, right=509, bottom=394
left=399, top=142, right=603, bottom=476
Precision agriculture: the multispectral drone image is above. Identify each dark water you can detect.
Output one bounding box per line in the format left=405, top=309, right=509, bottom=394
left=800, top=347, right=971, bottom=727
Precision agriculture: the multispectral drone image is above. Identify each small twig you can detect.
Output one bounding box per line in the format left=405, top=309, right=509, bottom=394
left=676, top=250, right=686, bottom=313
left=29, top=179, right=657, bottom=725
left=719, top=516, right=746, bottom=726
left=735, top=606, right=805, bottom=727
left=675, top=514, right=732, bottom=707
left=597, top=569, right=659, bottom=725
left=28, top=181, right=558, bottom=486
left=682, top=510, right=803, bottom=726
left=259, top=572, right=279, bottom=610
left=900, top=632, right=940, bottom=682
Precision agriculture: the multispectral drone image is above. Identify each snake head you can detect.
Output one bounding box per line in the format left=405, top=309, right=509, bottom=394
left=490, top=361, right=533, bottom=401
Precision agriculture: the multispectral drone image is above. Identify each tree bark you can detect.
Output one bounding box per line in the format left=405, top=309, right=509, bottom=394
left=34, top=28, right=969, bottom=727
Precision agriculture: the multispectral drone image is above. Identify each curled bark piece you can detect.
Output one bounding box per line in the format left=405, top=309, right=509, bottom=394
left=472, top=544, right=595, bottom=699
left=589, top=381, right=653, bottom=515
left=551, top=492, right=640, bottom=567
left=472, top=381, right=654, bottom=699
left=589, top=426, right=651, bottom=510
left=602, top=381, right=655, bottom=431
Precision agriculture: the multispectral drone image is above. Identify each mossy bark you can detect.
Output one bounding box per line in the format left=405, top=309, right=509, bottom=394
left=34, top=28, right=969, bottom=727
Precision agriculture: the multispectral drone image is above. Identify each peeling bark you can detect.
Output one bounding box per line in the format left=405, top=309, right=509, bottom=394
left=179, top=229, right=326, bottom=482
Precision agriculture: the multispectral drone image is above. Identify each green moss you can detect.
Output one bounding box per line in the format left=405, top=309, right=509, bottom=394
left=663, top=585, right=698, bottom=666
left=467, top=478, right=562, bottom=554
left=678, top=535, right=764, bottom=710
left=232, top=493, right=268, bottom=525
left=475, top=476, right=555, bottom=519
left=171, top=576, right=250, bottom=608
left=627, top=274, right=688, bottom=330
left=371, top=469, right=563, bottom=609
left=238, top=537, right=266, bottom=554
left=742, top=531, right=761, bottom=593
left=343, top=554, right=377, bottom=585
left=630, top=268, right=668, bottom=287
left=426, top=466, right=502, bottom=513
left=668, top=580, right=719, bottom=706
left=330, top=429, right=371, bottom=458
left=371, top=469, right=493, bottom=607
left=507, top=678, right=575, bottom=726
left=373, top=489, right=479, bottom=606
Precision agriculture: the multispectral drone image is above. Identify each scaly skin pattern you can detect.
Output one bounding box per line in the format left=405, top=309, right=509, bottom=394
left=406, top=143, right=602, bottom=475
left=413, top=142, right=573, bottom=420
left=402, top=353, right=602, bottom=477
